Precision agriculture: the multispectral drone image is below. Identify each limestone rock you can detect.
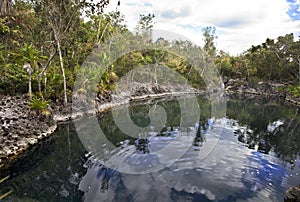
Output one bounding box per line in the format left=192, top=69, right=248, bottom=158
left=0, top=95, right=57, bottom=172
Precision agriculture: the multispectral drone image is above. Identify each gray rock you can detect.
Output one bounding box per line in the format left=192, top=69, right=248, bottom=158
left=0, top=95, right=57, bottom=171
left=285, top=185, right=300, bottom=202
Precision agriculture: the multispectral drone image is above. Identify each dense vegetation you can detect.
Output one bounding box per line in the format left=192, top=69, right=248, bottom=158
left=1, top=0, right=299, bottom=105
left=216, top=34, right=300, bottom=84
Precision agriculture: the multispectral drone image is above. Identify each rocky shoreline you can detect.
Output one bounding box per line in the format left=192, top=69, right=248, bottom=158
left=1, top=80, right=299, bottom=173
left=0, top=78, right=300, bottom=170
left=0, top=84, right=201, bottom=172
left=285, top=184, right=300, bottom=202
left=0, top=95, right=57, bottom=172
left=224, top=77, right=300, bottom=106
left=0, top=81, right=299, bottom=199
left=53, top=83, right=202, bottom=122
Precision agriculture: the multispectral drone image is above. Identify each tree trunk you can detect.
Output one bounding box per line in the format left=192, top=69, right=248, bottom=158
left=99, top=22, right=109, bottom=43
left=51, top=24, right=68, bottom=105
left=0, top=0, right=11, bottom=16
left=44, top=72, right=47, bottom=97
left=23, top=63, right=32, bottom=99
left=38, top=51, right=55, bottom=99
left=96, top=17, right=102, bottom=42
left=57, top=40, right=68, bottom=105
left=28, top=73, right=32, bottom=98
left=297, top=57, right=300, bottom=86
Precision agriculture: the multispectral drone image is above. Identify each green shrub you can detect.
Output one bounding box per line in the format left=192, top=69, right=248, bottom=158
left=287, top=86, right=300, bottom=97
left=29, top=98, right=51, bottom=116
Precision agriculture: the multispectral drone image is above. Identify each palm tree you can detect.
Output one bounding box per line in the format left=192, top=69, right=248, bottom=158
left=23, top=62, right=32, bottom=98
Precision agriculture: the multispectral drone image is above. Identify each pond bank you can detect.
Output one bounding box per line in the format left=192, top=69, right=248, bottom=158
left=0, top=88, right=202, bottom=173
left=0, top=95, right=56, bottom=172
left=0, top=83, right=299, bottom=199
left=1, top=78, right=299, bottom=171
left=1, top=79, right=299, bottom=173
left=53, top=91, right=203, bottom=123
left=224, top=78, right=300, bottom=106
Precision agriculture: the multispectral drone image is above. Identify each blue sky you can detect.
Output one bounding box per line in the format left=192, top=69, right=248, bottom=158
left=106, top=0, right=300, bottom=55
left=287, top=0, right=300, bottom=20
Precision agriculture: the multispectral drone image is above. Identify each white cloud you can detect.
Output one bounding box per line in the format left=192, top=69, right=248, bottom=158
left=105, top=0, right=300, bottom=55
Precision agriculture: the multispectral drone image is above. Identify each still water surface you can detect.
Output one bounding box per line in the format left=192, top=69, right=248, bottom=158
left=1, top=96, right=300, bottom=202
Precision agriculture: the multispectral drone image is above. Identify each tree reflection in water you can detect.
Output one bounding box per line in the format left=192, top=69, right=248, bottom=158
left=79, top=97, right=300, bottom=201
left=1, top=96, right=299, bottom=201
left=227, top=97, right=300, bottom=167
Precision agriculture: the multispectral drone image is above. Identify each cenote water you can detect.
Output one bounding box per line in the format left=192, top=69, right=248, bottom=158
left=1, top=96, right=300, bottom=202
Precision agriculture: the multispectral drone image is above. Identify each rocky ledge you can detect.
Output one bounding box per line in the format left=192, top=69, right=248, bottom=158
left=53, top=83, right=201, bottom=122
left=0, top=95, right=56, bottom=171
left=224, top=77, right=300, bottom=106
left=285, top=184, right=300, bottom=202
left=1, top=80, right=297, bottom=171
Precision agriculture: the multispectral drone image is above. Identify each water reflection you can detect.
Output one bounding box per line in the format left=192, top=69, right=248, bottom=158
left=0, top=96, right=299, bottom=201
left=78, top=97, right=299, bottom=201
left=135, top=138, right=150, bottom=154
left=227, top=98, right=300, bottom=166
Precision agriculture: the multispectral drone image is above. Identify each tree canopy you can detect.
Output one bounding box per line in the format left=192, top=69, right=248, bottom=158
left=1, top=0, right=299, bottom=102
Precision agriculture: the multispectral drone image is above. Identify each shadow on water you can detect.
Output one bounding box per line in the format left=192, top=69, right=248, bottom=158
left=0, top=123, right=88, bottom=201
left=0, top=96, right=299, bottom=201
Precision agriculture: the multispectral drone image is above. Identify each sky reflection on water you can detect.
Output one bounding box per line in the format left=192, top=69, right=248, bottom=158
left=0, top=96, right=299, bottom=202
